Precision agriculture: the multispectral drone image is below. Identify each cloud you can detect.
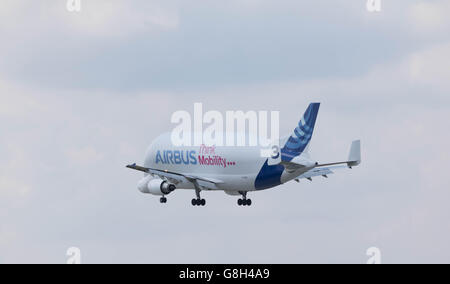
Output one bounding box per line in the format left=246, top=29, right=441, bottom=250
left=409, top=0, right=450, bottom=34
left=3, top=0, right=441, bottom=92
left=0, top=81, right=42, bottom=118
left=61, top=0, right=179, bottom=37
left=0, top=0, right=179, bottom=37
left=0, top=176, right=30, bottom=199
left=0, top=137, right=32, bottom=200
left=66, top=146, right=104, bottom=165
left=409, top=42, right=450, bottom=88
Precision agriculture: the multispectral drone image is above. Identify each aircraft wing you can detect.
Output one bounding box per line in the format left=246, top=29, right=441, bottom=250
left=126, top=163, right=223, bottom=190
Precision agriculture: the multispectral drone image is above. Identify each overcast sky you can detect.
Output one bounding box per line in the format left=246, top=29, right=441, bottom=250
left=1, top=0, right=450, bottom=263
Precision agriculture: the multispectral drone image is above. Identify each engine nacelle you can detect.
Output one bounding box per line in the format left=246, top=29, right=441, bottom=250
left=138, top=177, right=176, bottom=196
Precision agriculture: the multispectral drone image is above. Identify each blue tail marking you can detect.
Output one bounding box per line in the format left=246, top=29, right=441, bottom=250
left=255, top=103, right=320, bottom=190
left=281, top=103, right=320, bottom=162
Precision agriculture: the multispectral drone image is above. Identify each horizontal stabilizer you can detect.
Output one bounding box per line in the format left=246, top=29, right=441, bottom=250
left=298, top=168, right=333, bottom=179
left=316, top=140, right=362, bottom=168
left=295, top=140, right=361, bottom=182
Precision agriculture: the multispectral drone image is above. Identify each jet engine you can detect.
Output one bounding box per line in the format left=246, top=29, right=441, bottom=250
left=138, top=176, right=176, bottom=196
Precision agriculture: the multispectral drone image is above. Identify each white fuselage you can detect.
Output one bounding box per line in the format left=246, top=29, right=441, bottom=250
left=142, top=133, right=312, bottom=193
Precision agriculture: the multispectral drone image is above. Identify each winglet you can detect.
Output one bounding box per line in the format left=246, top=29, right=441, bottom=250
left=347, top=140, right=361, bottom=167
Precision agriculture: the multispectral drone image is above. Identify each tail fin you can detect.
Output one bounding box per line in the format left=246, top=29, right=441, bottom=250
left=281, top=102, right=320, bottom=161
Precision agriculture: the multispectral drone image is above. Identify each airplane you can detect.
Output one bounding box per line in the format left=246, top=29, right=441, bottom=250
left=127, top=103, right=361, bottom=206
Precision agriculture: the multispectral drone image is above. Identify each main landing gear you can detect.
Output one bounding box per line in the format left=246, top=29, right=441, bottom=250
left=160, top=196, right=167, bottom=203
left=191, top=188, right=206, bottom=206
left=191, top=198, right=206, bottom=206
left=237, top=191, right=252, bottom=206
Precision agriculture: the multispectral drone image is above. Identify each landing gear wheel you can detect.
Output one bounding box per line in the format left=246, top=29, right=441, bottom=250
left=192, top=198, right=206, bottom=206
left=238, top=198, right=252, bottom=206
left=160, top=197, right=167, bottom=203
